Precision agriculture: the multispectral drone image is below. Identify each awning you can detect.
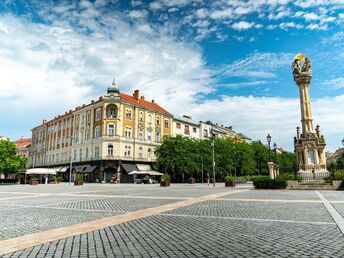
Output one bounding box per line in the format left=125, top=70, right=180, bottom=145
left=136, top=164, right=151, bottom=171
left=75, top=166, right=85, bottom=173
left=83, top=165, right=97, bottom=173
left=25, top=168, right=57, bottom=175
left=146, top=171, right=163, bottom=176
left=128, top=170, right=163, bottom=176
left=121, top=163, right=137, bottom=174
left=59, top=166, right=69, bottom=172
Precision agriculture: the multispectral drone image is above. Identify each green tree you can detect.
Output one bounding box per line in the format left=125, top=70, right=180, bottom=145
left=154, top=135, right=199, bottom=182
left=0, top=140, right=28, bottom=177
left=276, top=151, right=297, bottom=174
left=336, top=153, right=344, bottom=170
left=251, top=141, right=269, bottom=175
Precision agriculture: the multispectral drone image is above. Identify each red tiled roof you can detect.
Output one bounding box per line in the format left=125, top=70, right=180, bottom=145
left=120, top=92, right=170, bottom=115
left=334, top=148, right=344, bottom=156
left=14, top=138, right=32, bottom=149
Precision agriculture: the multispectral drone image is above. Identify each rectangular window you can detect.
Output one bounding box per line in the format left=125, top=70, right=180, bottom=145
left=147, top=132, right=152, bottom=141
left=139, top=131, right=144, bottom=140
left=125, top=109, right=132, bottom=120
left=176, top=123, right=181, bottom=129
left=125, top=127, right=132, bottom=138
left=184, top=125, right=190, bottom=135
left=164, top=119, right=169, bottom=128
left=95, top=126, right=101, bottom=138
left=108, top=124, right=114, bottom=136
left=155, top=132, right=161, bottom=142
left=95, top=146, right=100, bottom=157
left=96, top=108, right=101, bottom=121
left=193, top=127, right=197, bottom=133
left=204, top=129, right=208, bottom=137
left=73, top=150, right=76, bottom=160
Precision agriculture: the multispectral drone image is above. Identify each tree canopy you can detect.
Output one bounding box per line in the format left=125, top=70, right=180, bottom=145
left=155, top=136, right=296, bottom=182
left=0, top=140, right=28, bottom=176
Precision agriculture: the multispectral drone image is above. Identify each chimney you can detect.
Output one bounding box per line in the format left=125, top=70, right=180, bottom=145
left=152, top=99, right=155, bottom=104
left=133, top=90, right=140, bottom=100
left=140, top=96, right=145, bottom=100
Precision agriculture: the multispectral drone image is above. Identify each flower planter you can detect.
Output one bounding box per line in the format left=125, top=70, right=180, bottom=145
left=225, top=181, right=235, bottom=187
left=29, top=180, right=38, bottom=185
left=74, top=181, right=84, bottom=186
left=160, top=181, right=170, bottom=187
left=188, top=178, right=196, bottom=184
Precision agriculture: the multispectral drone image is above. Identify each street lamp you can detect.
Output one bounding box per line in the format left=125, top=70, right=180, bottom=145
left=69, top=136, right=77, bottom=186
left=267, top=133, right=272, bottom=161
left=211, top=129, right=215, bottom=187
left=342, top=138, right=344, bottom=147
left=273, top=142, right=277, bottom=162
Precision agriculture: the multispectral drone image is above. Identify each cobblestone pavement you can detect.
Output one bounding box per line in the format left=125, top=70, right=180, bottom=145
left=1, top=183, right=344, bottom=257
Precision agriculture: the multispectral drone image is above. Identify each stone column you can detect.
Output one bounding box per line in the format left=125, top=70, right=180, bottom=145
left=268, top=162, right=275, bottom=179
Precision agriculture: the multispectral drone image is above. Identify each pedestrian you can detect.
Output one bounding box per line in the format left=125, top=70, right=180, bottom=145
left=206, top=172, right=210, bottom=185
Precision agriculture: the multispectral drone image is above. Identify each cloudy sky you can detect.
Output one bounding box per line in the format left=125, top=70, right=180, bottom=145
left=0, top=0, right=344, bottom=151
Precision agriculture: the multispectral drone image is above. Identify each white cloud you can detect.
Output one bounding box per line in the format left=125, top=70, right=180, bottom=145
left=210, top=8, right=233, bottom=20
left=128, top=10, right=148, bottom=19
left=321, top=77, right=344, bottom=89
left=190, top=95, right=344, bottom=151
left=306, top=23, right=327, bottom=30
left=303, top=12, right=319, bottom=21
left=0, top=11, right=213, bottom=138
left=279, top=22, right=303, bottom=29
left=231, top=21, right=256, bottom=30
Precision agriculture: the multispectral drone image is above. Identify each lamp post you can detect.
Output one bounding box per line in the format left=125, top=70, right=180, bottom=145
left=342, top=138, right=344, bottom=147
left=273, top=142, right=277, bottom=162
left=267, top=133, right=272, bottom=162
left=69, top=136, right=76, bottom=186
left=211, top=129, right=215, bottom=187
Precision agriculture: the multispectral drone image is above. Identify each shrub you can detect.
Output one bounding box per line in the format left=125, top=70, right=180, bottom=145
left=252, top=176, right=287, bottom=189
left=75, top=174, right=84, bottom=182
left=161, top=173, right=171, bottom=181
left=0, top=179, right=17, bottom=184
left=224, top=176, right=236, bottom=182
left=333, top=171, right=344, bottom=181
left=30, top=177, right=38, bottom=181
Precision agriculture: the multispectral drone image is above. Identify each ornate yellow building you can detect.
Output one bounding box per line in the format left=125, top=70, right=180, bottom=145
left=30, top=81, right=172, bottom=182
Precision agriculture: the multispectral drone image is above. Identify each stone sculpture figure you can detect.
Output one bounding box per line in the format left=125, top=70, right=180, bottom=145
left=292, top=59, right=301, bottom=74
left=302, top=57, right=312, bottom=73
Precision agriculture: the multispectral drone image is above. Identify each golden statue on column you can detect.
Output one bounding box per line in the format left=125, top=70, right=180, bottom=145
left=292, top=53, right=328, bottom=180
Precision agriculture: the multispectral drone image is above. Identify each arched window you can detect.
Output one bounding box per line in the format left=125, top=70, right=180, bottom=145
left=139, top=111, right=144, bottom=121
left=108, top=124, right=115, bottom=136
left=106, top=105, right=118, bottom=119
left=108, top=144, right=113, bottom=156
left=156, top=116, right=160, bottom=125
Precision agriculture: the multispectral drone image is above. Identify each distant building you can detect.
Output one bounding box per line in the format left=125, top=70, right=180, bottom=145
left=0, top=136, right=9, bottom=141
left=13, top=137, right=32, bottom=157
left=172, top=115, right=200, bottom=138
left=327, top=148, right=344, bottom=165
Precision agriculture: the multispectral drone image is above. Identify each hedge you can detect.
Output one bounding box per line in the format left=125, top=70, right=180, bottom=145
left=252, top=176, right=287, bottom=189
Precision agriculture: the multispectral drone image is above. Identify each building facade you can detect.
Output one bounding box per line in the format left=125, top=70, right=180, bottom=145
left=14, top=137, right=32, bottom=157
left=172, top=115, right=201, bottom=138
left=30, top=83, right=173, bottom=182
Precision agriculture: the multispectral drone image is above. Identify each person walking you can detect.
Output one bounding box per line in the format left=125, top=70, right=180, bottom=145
left=206, top=172, right=210, bottom=185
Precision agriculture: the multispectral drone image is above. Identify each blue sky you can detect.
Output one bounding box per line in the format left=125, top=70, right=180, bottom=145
left=0, top=0, right=344, bottom=151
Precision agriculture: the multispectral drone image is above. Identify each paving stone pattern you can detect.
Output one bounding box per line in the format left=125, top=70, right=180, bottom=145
left=221, top=190, right=320, bottom=200
left=163, top=200, right=333, bottom=223
left=46, top=198, right=178, bottom=212
left=3, top=215, right=344, bottom=258
left=2, top=184, right=344, bottom=257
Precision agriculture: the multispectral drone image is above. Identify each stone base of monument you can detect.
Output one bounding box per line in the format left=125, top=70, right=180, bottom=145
left=287, top=180, right=343, bottom=190
left=297, top=170, right=330, bottom=181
